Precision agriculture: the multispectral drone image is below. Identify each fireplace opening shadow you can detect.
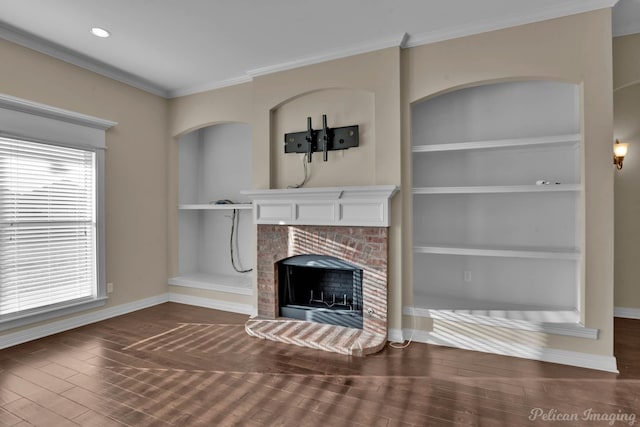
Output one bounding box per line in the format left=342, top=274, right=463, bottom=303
left=278, top=254, right=364, bottom=329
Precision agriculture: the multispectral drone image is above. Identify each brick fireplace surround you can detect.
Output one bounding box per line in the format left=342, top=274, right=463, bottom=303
left=242, top=186, right=397, bottom=356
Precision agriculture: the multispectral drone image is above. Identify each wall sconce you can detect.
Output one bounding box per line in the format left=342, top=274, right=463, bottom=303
left=614, top=140, right=629, bottom=170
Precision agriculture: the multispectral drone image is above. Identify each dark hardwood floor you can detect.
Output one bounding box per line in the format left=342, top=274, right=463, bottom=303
left=1, top=303, right=639, bottom=426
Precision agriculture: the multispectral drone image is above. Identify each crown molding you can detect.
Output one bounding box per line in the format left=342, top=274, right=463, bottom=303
left=246, top=32, right=407, bottom=78
left=0, top=0, right=619, bottom=99
left=173, top=32, right=408, bottom=96
left=613, top=23, right=640, bottom=37
left=405, top=0, right=619, bottom=48
left=168, top=74, right=253, bottom=98
left=0, top=18, right=405, bottom=98
left=0, top=21, right=169, bottom=98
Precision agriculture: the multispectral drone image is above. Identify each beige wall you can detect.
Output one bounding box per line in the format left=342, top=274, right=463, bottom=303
left=0, top=8, right=617, bottom=361
left=613, top=33, right=640, bottom=310
left=0, top=38, right=170, bottom=335
left=168, top=11, right=616, bottom=360
left=166, top=50, right=403, bottom=323
left=251, top=48, right=402, bottom=192
left=402, top=9, right=615, bottom=356
left=166, top=83, right=255, bottom=307
left=270, top=88, right=375, bottom=188
left=252, top=49, right=403, bottom=328
left=167, top=83, right=253, bottom=276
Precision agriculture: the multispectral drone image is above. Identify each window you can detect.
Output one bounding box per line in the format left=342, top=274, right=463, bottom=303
left=0, top=94, right=115, bottom=330
left=0, top=137, right=97, bottom=317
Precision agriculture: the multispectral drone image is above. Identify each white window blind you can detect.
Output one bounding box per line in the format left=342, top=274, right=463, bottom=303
left=0, top=136, right=97, bottom=318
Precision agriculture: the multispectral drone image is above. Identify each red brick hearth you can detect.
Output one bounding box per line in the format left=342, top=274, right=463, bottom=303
left=245, top=224, right=389, bottom=355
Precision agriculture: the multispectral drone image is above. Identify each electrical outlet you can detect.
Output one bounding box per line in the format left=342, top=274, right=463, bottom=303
left=463, top=271, right=472, bottom=283
left=107, top=282, right=114, bottom=293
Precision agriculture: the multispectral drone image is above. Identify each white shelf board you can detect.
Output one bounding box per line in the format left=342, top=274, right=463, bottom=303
left=412, top=133, right=581, bottom=153
left=405, top=293, right=597, bottom=339
left=414, top=243, right=580, bottom=260
left=412, top=184, right=581, bottom=194
left=168, top=272, right=253, bottom=295
left=178, top=203, right=253, bottom=210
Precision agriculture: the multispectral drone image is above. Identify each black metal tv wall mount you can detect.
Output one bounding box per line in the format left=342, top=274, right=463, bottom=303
left=284, top=114, right=359, bottom=162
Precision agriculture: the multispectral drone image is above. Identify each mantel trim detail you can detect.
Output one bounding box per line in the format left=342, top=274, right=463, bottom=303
left=241, top=185, right=399, bottom=227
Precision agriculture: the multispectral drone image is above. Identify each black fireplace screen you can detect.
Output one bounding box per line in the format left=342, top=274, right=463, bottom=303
left=277, top=254, right=363, bottom=329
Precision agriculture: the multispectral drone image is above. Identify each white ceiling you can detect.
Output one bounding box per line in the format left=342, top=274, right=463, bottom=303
left=0, top=0, right=635, bottom=98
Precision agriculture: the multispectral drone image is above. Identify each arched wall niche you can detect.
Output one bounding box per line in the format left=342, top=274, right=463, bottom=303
left=613, top=80, right=640, bottom=310
left=174, top=120, right=248, bottom=140
left=403, top=78, right=584, bottom=310
left=269, top=87, right=375, bottom=189
left=408, top=78, right=584, bottom=333
left=172, top=120, right=254, bottom=287
left=411, top=78, right=581, bottom=144
left=410, top=76, right=578, bottom=107
left=176, top=121, right=252, bottom=204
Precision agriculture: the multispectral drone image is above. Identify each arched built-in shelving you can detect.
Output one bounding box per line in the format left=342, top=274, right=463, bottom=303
left=169, top=122, right=254, bottom=294
left=409, top=80, right=592, bottom=337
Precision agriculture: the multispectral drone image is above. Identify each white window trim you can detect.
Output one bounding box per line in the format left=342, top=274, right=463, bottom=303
left=0, top=93, right=116, bottom=332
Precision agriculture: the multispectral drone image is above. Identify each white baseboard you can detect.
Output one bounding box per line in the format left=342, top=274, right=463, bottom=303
left=4, top=293, right=620, bottom=372
left=387, top=328, right=404, bottom=343
left=0, top=294, right=169, bottom=350
left=403, top=306, right=598, bottom=339
left=387, top=327, right=618, bottom=373
left=614, top=306, right=640, bottom=319
left=0, top=292, right=257, bottom=350
left=167, top=293, right=254, bottom=315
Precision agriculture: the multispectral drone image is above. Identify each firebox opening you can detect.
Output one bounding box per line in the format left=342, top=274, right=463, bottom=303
left=277, top=254, right=363, bottom=329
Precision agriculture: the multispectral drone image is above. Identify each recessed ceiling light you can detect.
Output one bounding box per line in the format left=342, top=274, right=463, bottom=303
left=90, top=27, right=110, bottom=38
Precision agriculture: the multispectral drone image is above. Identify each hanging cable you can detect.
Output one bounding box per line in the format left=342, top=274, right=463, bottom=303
left=230, top=208, right=252, bottom=273
left=388, top=308, right=416, bottom=349
left=287, top=152, right=309, bottom=189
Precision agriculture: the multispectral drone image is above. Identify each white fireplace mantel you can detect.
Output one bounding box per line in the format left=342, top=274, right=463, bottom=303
left=241, top=185, right=399, bottom=227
